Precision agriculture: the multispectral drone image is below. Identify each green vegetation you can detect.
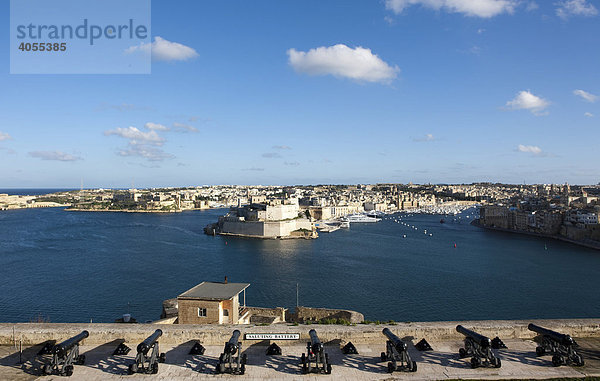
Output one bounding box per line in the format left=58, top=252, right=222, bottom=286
left=35, top=196, right=70, bottom=204
left=318, top=318, right=352, bottom=326
left=360, top=320, right=397, bottom=325
left=302, top=318, right=353, bottom=325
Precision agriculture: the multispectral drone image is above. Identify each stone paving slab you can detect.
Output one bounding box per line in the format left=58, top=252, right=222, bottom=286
left=1, top=338, right=599, bottom=380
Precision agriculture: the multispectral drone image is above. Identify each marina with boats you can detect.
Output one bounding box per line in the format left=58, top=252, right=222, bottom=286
left=316, top=203, right=480, bottom=234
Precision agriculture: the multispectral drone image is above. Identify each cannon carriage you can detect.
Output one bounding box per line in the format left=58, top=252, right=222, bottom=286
left=42, top=330, right=89, bottom=377
left=216, top=330, right=247, bottom=375
left=128, top=329, right=166, bottom=375
left=380, top=328, right=417, bottom=373
left=301, top=329, right=332, bottom=374
left=456, top=325, right=501, bottom=368
left=528, top=324, right=584, bottom=367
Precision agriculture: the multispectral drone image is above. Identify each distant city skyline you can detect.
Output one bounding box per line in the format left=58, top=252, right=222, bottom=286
left=1, top=0, right=599, bottom=187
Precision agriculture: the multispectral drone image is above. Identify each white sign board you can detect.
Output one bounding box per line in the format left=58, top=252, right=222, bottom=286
left=244, top=333, right=300, bottom=340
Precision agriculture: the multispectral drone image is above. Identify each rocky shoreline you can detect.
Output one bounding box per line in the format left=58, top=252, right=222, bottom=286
left=472, top=219, right=600, bottom=251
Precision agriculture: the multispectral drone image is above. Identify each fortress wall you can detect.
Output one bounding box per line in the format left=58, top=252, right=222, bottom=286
left=1, top=319, right=598, bottom=346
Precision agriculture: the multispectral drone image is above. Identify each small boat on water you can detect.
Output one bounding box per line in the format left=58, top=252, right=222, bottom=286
left=366, top=210, right=386, bottom=219
left=341, top=214, right=379, bottom=223
left=440, top=218, right=445, bottom=224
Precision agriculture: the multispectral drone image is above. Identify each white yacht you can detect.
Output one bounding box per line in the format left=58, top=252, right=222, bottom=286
left=366, top=210, right=386, bottom=218
left=341, top=214, right=379, bottom=223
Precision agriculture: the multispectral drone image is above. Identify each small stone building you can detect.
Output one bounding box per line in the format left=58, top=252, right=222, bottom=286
left=177, top=281, right=250, bottom=324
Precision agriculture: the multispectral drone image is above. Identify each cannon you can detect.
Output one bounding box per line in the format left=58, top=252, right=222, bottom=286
left=456, top=325, right=501, bottom=368
left=380, top=328, right=417, bottom=373
left=128, top=329, right=166, bottom=375
left=216, top=330, right=246, bottom=375
left=42, top=330, right=89, bottom=376
left=528, top=323, right=584, bottom=367
left=301, top=329, right=332, bottom=374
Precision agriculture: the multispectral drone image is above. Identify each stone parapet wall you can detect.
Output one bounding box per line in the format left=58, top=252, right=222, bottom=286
left=289, top=306, right=364, bottom=324
left=1, top=319, right=598, bottom=347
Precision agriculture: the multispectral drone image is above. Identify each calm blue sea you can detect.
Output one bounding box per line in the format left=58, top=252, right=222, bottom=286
left=0, top=189, right=77, bottom=196
left=0, top=204, right=598, bottom=323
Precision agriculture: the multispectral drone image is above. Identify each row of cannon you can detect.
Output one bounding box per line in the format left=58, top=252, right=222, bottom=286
left=38, top=323, right=585, bottom=377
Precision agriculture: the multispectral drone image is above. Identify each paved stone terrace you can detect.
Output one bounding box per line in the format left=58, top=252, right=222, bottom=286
left=0, top=319, right=599, bottom=380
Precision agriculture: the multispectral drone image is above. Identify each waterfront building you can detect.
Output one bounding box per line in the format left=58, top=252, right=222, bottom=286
left=210, top=198, right=317, bottom=238
left=177, top=280, right=250, bottom=324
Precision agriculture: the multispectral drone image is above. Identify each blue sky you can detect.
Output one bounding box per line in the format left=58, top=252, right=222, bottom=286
left=0, top=0, right=599, bottom=187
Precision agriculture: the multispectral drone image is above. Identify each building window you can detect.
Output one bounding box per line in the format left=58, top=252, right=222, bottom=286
left=223, top=309, right=229, bottom=317
left=198, top=308, right=207, bottom=317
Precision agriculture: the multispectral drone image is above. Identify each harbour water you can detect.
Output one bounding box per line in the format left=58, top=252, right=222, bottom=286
left=0, top=205, right=599, bottom=323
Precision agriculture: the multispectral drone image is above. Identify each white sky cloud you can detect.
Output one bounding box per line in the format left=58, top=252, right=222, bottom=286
left=385, top=0, right=516, bottom=17
left=556, top=0, right=598, bottom=19
left=0, top=132, right=11, bottom=141
left=584, top=112, right=594, bottom=117
left=104, top=126, right=165, bottom=145
left=517, top=144, right=542, bottom=155
left=262, top=152, right=282, bottom=159
left=105, top=126, right=172, bottom=161
left=118, top=145, right=174, bottom=161
left=573, top=89, right=598, bottom=102
left=413, top=133, right=436, bottom=142
left=273, top=145, right=292, bottom=150
left=125, top=36, right=199, bottom=62
left=173, top=122, right=199, bottom=133
left=505, top=90, right=550, bottom=115
left=29, top=151, right=82, bottom=161
left=145, top=122, right=170, bottom=131
left=287, top=44, right=399, bottom=84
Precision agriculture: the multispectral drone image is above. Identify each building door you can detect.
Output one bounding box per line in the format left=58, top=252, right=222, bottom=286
left=223, top=309, right=230, bottom=324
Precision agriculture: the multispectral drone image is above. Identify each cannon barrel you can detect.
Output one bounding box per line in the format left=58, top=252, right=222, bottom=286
left=53, top=331, right=89, bottom=357
left=224, top=330, right=241, bottom=354
left=137, top=329, right=163, bottom=355
left=456, top=325, right=491, bottom=348
left=309, top=329, right=323, bottom=353
left=528, top=324, right=574, bottom=346
left=382, top=328, right=407, bottom=352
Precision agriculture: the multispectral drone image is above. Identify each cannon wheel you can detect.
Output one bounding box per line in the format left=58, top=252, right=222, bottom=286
left=459, top=348, right=467, bottom=358
left=552, top=355, right=564, bottom=367
left=63, top=365, right=74, bottom=377
left=574, top=355, right=585, bottom=366
left=493, top=357, right=502, bottom=368
left=326, top=363, right=332, bottom=374
left=410, top=360, right=418, bottom=372
left=380, top=352, right=387, bottom=362
left=535, top=346, right=545, bottom=356
left=151, top=362, right=158, bottom=374
left=240, top=363, right=246, bottom=375
left=128, top=363, right=137, bottom=375
left=43, top=364, right=52, bottom=375
left=219, top=362, right=225, bottom=374
left=77, top=354, right=86, bottom=365
left=241, top=353, right=248, bottom=365
left=470, top=357, right=481, bottom=368
left=387, top=362, right=394, bottom=373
